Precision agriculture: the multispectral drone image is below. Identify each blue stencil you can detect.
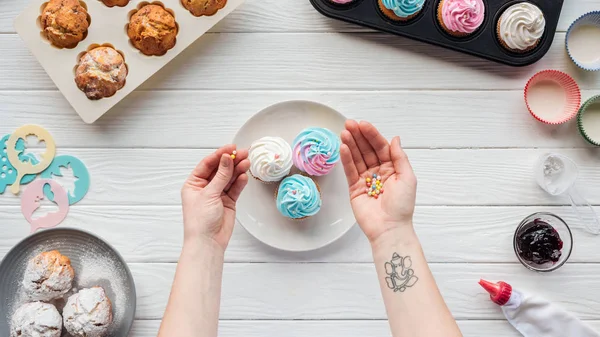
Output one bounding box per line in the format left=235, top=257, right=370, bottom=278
left=0, top=134, right=38, bottom=194
left=41, top=155, right=90, bottom=205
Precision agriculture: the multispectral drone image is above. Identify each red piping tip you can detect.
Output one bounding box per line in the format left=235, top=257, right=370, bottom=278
left=479, top=279, right=512, bottom=306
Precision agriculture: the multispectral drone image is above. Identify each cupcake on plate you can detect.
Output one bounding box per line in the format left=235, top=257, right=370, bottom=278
left=378, top=0, right=426, bottom=22
left=497, top=2, right=545, bottom=53
left=40, top=0, right=89, bottom=49
left=249, top=136, right=293, bottom=183
left=75, top=46, right=128, bottom=100
left=182, top=0, right=227, bottom=17
left=23, top=250, right=75, bottom=301
left=276, top=174, right=322, bottom=220
left=127, top=4, right=178, bottom=56
left=292, top=127, right=341, bottom=176
left=11, top=302, right=62, bottom=337
left=437, top=0, right=485, bottom=37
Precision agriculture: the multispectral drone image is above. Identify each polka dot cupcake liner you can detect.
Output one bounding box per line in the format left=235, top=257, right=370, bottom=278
left=577, top=95, right=600, bottom=146
left=566, top=11, right=600, bottom=71
left=524, top=70, right=581, bottom=125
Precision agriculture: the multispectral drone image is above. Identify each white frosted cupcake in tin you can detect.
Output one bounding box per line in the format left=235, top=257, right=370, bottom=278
left=497, top=2, right=545, bottom=53
left=248, top=136, right=293, bottom=183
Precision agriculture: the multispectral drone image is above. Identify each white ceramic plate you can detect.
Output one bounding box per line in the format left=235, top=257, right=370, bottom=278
left=233, top=100, right=356, bottom=252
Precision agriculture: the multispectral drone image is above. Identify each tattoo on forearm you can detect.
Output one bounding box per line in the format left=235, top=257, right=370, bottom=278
left=384, top=253, right=418, bottom=292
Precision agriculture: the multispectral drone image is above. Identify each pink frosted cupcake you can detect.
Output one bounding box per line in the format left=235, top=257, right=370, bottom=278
left=437, top=0, right=485, bottom=37
left=292, top=127, right=341, bottom=177
left=327, top=0, right=357, bottom=5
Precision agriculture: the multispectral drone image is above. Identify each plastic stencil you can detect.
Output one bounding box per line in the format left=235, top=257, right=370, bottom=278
left=6, top=125, right=56, bottom=194
left=0, top=135, right=37, bottom=194
left=21, top=179, right=70, bottom=233
left=41, top=155, right=90, bottom=205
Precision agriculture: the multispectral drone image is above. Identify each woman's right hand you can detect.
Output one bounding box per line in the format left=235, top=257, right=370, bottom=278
left=339, top=120, right=417, bottom=244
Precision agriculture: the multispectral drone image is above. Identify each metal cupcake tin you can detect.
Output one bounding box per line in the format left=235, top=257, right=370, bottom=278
left=14, top=0, right=246, bottom=123
left=310, top=0, right=564, bottom=66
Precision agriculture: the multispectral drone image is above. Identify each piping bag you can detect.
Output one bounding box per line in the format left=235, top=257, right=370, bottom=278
left=479, top=279, right=600, bottom=337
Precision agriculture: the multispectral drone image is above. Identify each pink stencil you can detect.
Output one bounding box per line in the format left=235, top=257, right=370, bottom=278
left=21, top=179, right=69, bottom=233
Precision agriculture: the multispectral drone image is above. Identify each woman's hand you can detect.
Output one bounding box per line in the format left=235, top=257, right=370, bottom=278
left=181, top=145, right=251, bottom=251
left=340, top=120, right=417, bottom=243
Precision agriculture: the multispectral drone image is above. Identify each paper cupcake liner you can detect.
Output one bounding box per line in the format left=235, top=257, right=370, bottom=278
left=249, top=171, right=279, bottom=185
left=378, top=0, right=419, bottom=22
left=524, top=70, right=581, bottom=125
left=577, top=95, right=600, bottom=146
left=566, top=11, right=600, bottom=71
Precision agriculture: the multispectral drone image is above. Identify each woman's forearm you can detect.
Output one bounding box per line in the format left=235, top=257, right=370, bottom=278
left=158, top=237, right=225, bottom=337
left=371, top=224, right=463, bottom=337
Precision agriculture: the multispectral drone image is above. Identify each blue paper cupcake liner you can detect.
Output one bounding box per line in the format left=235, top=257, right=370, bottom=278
left=566, top=11, right=600, bottom=71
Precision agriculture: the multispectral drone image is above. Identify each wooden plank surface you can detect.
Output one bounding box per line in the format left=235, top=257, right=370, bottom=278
left=1, top=33, right=598, bottom=91
left=128, top=263, right=600, bottom=320
left=128, top=320, right=600, bottom=337
left=2, top=0, right=600, bottom=335
left=1, top=206, right=598, bottom=263
left=0, top=0, right=597, bottom=33
left=0, top=90, right=596, bottom=149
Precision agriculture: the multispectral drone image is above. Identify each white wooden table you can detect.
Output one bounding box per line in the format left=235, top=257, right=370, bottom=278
left=2, top=0, right=600, bottom=336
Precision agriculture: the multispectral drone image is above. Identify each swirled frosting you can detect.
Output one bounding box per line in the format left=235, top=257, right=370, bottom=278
left=329, top=0, right=355, bottom=4
left=440, top=0, right=485, bottom=34
left=499, top=3, right=545, bottom=51
left=381, top=0, right=425, bottom=18
left=276, top=175, right=321, bottom=219
left=249, top=137, right=293, bottom=182
left=292, top=127, right=341, bottom=176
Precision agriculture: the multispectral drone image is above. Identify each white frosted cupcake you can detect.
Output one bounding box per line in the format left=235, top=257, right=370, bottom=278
left=248, top=136, right=293, bottom=183
left=497, top=3, right=545, bottom=53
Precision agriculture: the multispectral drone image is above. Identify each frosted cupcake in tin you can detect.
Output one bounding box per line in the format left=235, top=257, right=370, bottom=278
left=292, top=127, right=341, bottom=176
left=378, top=0, right=426, bottom=22
left=276, top=174, right=322, bottom=220
left=327, top=0, right=357, bottom=5
left=248, top=136, right=293, bottom=183
left=497, top=3, right=545, bottom=53
left=437, top=0, right=485, bottom=37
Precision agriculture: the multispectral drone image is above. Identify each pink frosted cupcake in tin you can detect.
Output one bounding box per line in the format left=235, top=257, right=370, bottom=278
left=437, top=0, right=485, bottom=37
left=292, top=127, right=341, bottom=177
left=327, top=0, right=357, bottom=5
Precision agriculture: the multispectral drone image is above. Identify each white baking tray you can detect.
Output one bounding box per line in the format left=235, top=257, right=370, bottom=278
left=15, top=0, right=245, bottom=123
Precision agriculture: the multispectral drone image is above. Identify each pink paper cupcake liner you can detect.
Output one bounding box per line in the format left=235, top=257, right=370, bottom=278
left=524, top=70, right=581, bottom=125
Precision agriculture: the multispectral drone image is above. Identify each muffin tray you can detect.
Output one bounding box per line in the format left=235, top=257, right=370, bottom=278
left=14, top=0, right=245, bottom=123
left=310, top=0, right=564, bottom=66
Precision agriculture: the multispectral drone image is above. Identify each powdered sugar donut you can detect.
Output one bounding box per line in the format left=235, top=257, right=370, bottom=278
left=63, top=287, right=113, bottom=337
left=23, top=250, right=74, bottom=301
left=10, top=302, right=62, bottom=337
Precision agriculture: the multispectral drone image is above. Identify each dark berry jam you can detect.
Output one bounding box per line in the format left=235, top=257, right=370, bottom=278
left=516, top=219, right=563, bottom=265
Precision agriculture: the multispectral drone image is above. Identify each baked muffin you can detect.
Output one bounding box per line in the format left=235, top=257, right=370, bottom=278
left=249, top=136, right=293, bottom=183
left=276, top=174, right=322, bottom=220
left=23, top=250, right=74, bottom=301
left=10, top=302, right=62, bottom=337
left=75, top=46, right=128, bottom=100
left=40, top=0, right=89, bottom=48
left=497, top=2, right=545, bottom=53
left=63, top=287, right=113, bottom=337
left=127, top=4, right=178, bottom=56
left=182, top=0, right=227, bottom=17
left=292, top=127, right=341, bottom=176
left=100, top=0, right=129, bottom=7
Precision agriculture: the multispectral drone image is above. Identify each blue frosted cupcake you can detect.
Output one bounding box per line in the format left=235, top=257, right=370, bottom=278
left=378, top=0, right=426, bottom=22
left=292, top=127, right=341, bottom=177
left=276, top=174, right=322, bottom=220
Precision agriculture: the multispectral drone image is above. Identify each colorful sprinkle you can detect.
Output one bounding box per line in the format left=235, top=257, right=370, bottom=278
left=364, top=173, right=384, bottom=199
